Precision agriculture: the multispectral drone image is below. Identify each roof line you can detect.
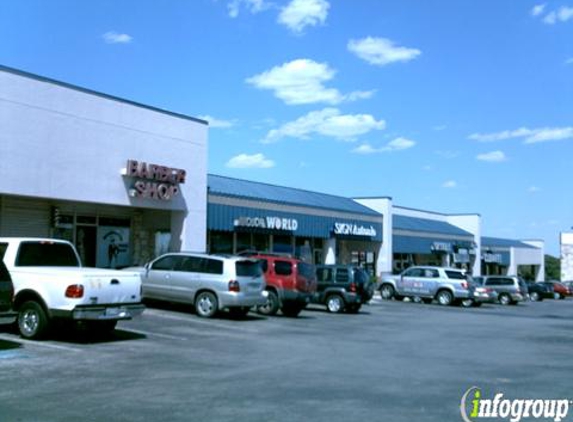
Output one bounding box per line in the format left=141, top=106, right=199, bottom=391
left=0, top=64, right=208, bottom=125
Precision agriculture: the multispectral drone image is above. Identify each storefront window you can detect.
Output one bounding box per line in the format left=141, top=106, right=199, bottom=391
left=236, top=232, right=251, bottom=254
left=210, top=231, right=233, bottom=254
left=252, top=233, right=269, bottom=253
left=273, top=234, right=293, bottom=255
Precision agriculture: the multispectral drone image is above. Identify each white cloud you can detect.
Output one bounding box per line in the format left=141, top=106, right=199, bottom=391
left=442, top=180, right=457, bottom=189
left=476, top=150, right=507, bottom=163
left=566, top=58, right=573, bottom=65
left=197, top=115, right=236, bottom=129
left=263, top=108, right=386, bottom=143
left=468, top=126, right=573, bottom=144
left=102, top=31, right=133, bottom=44
left=227, top=0, right=271, bottom=18
left=278, top=0, right=330, bottom=34
left=246, top=59, right=372, bottom=105
left=351, top=137, right=416, bottom=154
left=348, top=37, right=421, bottom=66
left=542, top=6, right=573, bottom=24
left=531, top=4, right=546, bottom=17
left=528, top=186, right=541, bottom=193
left=226, top=153, right=275, bottom=168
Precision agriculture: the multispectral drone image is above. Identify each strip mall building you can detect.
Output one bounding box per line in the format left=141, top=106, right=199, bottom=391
left=0, top=66, right=544, bottom=280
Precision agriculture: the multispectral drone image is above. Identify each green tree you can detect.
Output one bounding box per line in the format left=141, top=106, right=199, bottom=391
left=545, top=254, right=561, bottom=281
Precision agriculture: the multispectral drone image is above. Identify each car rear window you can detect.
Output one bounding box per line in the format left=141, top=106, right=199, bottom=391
left=335, top=268, right=349, bottom=283
left=0, top=260, right=11, bottom=282
left=274, top=260, right=293, bottom=276
left=16, top=241, right=79, bottom=267
left=445, top=270, right=466, bottom=280
left=236, top=260, right=262, bottom=277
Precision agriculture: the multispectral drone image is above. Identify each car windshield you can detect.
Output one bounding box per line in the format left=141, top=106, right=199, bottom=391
left=236, top=260, right=263, bottom=277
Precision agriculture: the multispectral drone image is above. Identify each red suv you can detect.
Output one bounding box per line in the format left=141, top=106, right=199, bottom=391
left=246, top=253, right=317, bottom=317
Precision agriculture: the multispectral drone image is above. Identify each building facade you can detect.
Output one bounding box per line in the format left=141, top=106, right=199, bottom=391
left=561, top=232, right=573, bottom=281
left=0, top=66, right=208, bottom=267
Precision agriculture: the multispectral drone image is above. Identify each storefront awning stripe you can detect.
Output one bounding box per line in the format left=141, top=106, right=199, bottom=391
left=393, top=235, right=474, bottom=254
left=208, top=203, right=383, bottom=241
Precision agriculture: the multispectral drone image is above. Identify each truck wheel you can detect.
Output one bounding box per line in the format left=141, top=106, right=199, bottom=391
left=530, top=292, right=540, bottom=302
left=460, top=299, right=474, bottom=308
left=380, top=284, right=395, bottom=300
left=195, top=292, right=218, bottom=318
left=18, top=301, right=50, bottom=340
left=257, top=290, right=279, bottom=316
left=281, top=303, right=304, bottom=317
left=499, top=293, right=511, bottom=305
left=326, top=295, right=345, bottom=313
left=436, top=290, right=453, bottom=306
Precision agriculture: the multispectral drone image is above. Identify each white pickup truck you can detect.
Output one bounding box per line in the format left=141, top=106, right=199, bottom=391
left=0, top=237, right=145, bottom=339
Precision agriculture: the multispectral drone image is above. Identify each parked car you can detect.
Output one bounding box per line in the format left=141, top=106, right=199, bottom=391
left=550, top=281, right=572, bottom=300
left=379, top=266, right=478, bottom=307
left=137, top=253, right=267, bottom=318
left=469, top=282, right=499, bottom=307
left=0, top=237, right=144, bottom=339
left=473, top=275, right=528, bottom=305
left=242, top=253, right=317, bottom=317
left=526, top=281, right=554, bottom=301
left=313, top=265, right=374, bottom=313
left=0, top=259, right=17, bottom=325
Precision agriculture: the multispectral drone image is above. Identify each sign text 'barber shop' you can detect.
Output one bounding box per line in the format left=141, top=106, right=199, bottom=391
left=234, top=216, right=298, bottom=231
left=334, top=223, right=377, bottom=237
left=123, top=159, right=186, bottom=201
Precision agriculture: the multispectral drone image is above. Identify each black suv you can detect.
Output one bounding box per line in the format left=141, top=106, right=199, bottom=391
left=313, top=265, right=374, bottom=313
left=0, top=259, right=17, bottom=325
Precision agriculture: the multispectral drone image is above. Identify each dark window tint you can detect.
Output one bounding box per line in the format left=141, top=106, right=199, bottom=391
left=16, top=241, right=79, bottom=267
left=298, top=263, right=316, bottom=280
left=0, top=243, right=7, bottom=260
left=317, top=268, right=333, bottom=282
left=179, top=257, right=204, bottom=272
left=404, top=268, right=424, bottom=277
left=445, top=271, right=466, bottom=280
left=0, top=260, right=11, bottom=282
left=236, top=260, right=262, bottom=277
left=486, top=277, right=513, bottom=286
left=335, top=268, right=349, bottom=283
left=274, top=260, right=293, bottom=276
left=151, top=255, right=179, bottom=271
left=202, top=258, right=224, bottom=275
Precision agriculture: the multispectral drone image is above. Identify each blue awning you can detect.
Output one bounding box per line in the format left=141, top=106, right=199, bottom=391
left=208, top=203, right=382, bottom=241
left=393, top=235, right=474, bottom=254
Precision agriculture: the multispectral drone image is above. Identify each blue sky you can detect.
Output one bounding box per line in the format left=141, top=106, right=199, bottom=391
left=1, top=0, right=571, bottom=255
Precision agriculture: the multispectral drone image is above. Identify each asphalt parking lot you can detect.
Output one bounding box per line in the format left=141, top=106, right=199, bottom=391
left=1, top=297, right=572, bottom=422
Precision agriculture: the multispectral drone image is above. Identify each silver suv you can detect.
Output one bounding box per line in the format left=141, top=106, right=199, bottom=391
left=138, top=253, right=267, bottom=318
left=379, top=266, right=477, bottom=306
left=473, top=275, right=528, bottom=305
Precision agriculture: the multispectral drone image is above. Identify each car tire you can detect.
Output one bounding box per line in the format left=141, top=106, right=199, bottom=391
left=228, top=307, right=250, bottom=318
left=530, top=292, right=540, bottom=302
left=460, top=299, right=474, bottom=308
left=195, top=291, right=218, bottom=318
left=257, top=290, right=279, bottom=316
left=380, top=284, right=395, bottom=300
left=436, top=290, right=454, bottom=306
left=281, top=303, right=304, bottom=317
left=326, top=294, right=345, bottom=313
left=18, top=301, right=50, bottom=340
left=498, top=293, right=511, bottom=306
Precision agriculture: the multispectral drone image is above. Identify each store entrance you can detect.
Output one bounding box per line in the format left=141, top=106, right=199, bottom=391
left=76, top=225, right=97, bottom=267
